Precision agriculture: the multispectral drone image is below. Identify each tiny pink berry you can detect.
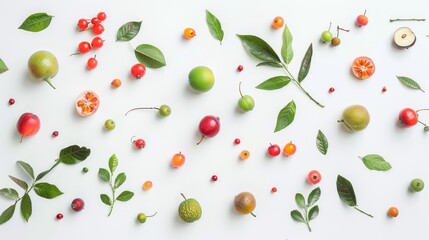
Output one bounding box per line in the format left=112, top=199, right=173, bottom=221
left=234, top=138, right=241, bottom=145
left=8, top=98, right=15, bottom=105
left=211, top=175, right=218, bottom=181
left=382, top=86, right=387, bottom=93
left=329, top=87, right=335, bottom=93
left=52, top=131, right=59, bottom=137
left=56, top=213, right=63, bottom=220
left=237, top=65, right=244, bottom=72
left=271, top=187, right=277, bottom=193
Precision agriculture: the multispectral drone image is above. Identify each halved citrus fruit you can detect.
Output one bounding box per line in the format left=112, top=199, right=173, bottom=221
left=351, top=56, right=375, bottom=80
left=75, top=90, right=99, bottom=117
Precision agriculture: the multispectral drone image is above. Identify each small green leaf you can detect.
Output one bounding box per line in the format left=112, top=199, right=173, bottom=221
left=116, top=21, right=142, bottom=42
left=18, top=13, right=53, bottom=32
left=336, top=175, right=357, bottom=207
left=98, top=168, right=110, bottom=182
left=316, top=130, right=329, bottom=155
left=59, top=145, right=91, bottom=165
left=307, top=187, right=321, bottom=207
left=360, top=154, right=392, bottom=171
left=237, top=34, right=281, bottom=63
left=116, top=191, right=134, bottom=202
left=274, top=100, right=296, bottom=132
left=100, top=194, right=112, bottom=206
left=308, top=205, right=319, bottom=220
left=108, top=154, right=118, bottom=174
left=205, top=10, right=224, bottom=44
left=17, top=161, right=34, bottom=180
left=9, top=176, right=28, bottom=190
left=396, top=76, right=425, bottom=92
left=256, top=61, right=283, bottom=68
left=298, top=44, right=313, bottom=82
left=134, top=44, right=166, bottom=69
left=20, top=193, right=32, bottom=222
left=295, top=193, right=305, bottom=208
left=0, top=188, right=19, bottom=200
left=0, top=204, right=16, bottom=225
left=114, top=173, right=126, bottom=189
left=256, top=76, right=291, bottom=90
left=281, top=24, right=293, bottom=64
left=33, top=182, right=63, bottom=199
left=290, top=210, right=305, bottom=222
left=0, top=58, right=8, bottom=74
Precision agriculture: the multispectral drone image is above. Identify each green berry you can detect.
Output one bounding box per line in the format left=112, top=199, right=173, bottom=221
left=104, top=119, right=115, bottom=130
left=159, top=105, right=171, bottom=117
left=82, top=167, right=89, bottom=173
left=137, top=213, right=147, bottom=223
left=410, top=178, right=424, bottom=192
left=238, top=95, right=255, bottom=112
left=321, top=31, right=333, bottom=43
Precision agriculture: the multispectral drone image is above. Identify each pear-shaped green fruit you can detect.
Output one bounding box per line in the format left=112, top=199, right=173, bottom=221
left=238, top=95, right=255, bottom=112
left=28, top=50, right=59, bottom=89
left=178, top=193, right=202, bottom=223
left=188, top=66, right=214, bottom=92
left=338, top=105, right=370, bottom=132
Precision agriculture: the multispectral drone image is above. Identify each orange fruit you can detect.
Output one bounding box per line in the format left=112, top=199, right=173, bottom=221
left=283, top=141, right=296, bottom=156
left=351, top=56, right=375, bottom=80
left=75, top=90, right=100, bottom=117
left=111, top=79, right=121, bottom=88
left=183, top=28, right=196, bottom=39
left=240, top=150, right=250, bottom=160
left=272, top=16, right=284, bottom=29
left=171, top=152, right=185, bottom=168
left=143, top=181, right=153, bottom=190
left=387, top=207, right=398, bottom=218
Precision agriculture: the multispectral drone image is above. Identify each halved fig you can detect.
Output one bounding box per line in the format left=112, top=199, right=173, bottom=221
left=393, top=27, right=416, bottom=48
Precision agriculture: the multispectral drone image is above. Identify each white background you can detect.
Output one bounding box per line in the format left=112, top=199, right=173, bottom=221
left=1, top=0, right=429, bottom=239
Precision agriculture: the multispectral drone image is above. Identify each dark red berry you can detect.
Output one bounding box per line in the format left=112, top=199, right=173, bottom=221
left=237, top=65, right=244, bottom=72
left=71, top=198, right=85, bottom=212
left=56, top=213, right=63, bottom=220
left=97, top=12, right=107, bottom=21
left=234, top=138, right=241, bottom=145
left=329, top=87, right=335, bottom=93
left=52, top=131, right=59, bottom=137
left=77, top=19, right=89, bottom=31
left=211, top=175, right=218, bottom=181
left=271, top=187, right=277, bottom=193
left=91, top=37, right=104, bottom=49
left=382, top=86, right=387, bottom=93
left=134, top=139, right=146, bottom=149
left=92, top=23, right=104, bottom=35
left=8, top=98, right=15, bottom=105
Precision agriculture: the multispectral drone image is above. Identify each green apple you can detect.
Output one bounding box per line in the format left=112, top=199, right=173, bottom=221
left=28, top=50, right=59, bottom=89
left=188, top=66, right=214, bottom=92
left=238, top=95, right=255, bottom=112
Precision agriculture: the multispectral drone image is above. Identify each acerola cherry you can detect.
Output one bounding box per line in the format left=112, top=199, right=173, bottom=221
left=78, top=41, right=91, bottom=54
left=211, top=175, right=218, bottom=182
left=92, top=23, right=105, bottom=35
left=17, top=112, right=41, bottom=142
left=240, top=150, right=250, bottom=160
left=307, top=170, right=322, bottom=184
left=283, top=141, right=296, bottom=156
left=130, top=63, right=146, bottom=79
left=8, top=98, right=15, bottom=105
left=91, top=17, right=100, bottom=25
left=77, top=19, right=89, bottom=31
left=399, top=108, right=418, bottom=127
left=237, top=65, right=244, bottom=72
left=171, top=152, right=185, bottom=168
left=71, top=198, right=85, bottom=212
left=271, top=187, right=277, bottom=193
left=272, top=16, right=284, bottom=29
left=52, top=131, right=59, bottom=137
left=131, top=137, right=146, bottom=149
left=197, top=115, right=220, bottom=145
left=387, top=207, right=399, bottom=218
left=97, top=12, right=107, bottom=21
left=91, top=37, right=104, bottom=49
left=234, top=138, right=241, bottom=145
left=356, top=10, right=368, bottom=27
left=143, top=180, right=153, bottom=190
left=267, top=144, right=281, bottom=157
left=329, top=87, right=335, bottom=93
left=56, top=213, right=63, bottom=220
left=111, top=79, right=122, bottom=88
left=86, top=56, right=98, bottom=70
left=183, top=28, right=196, bottom=39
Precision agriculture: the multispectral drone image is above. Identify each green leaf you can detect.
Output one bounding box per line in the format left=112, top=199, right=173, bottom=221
left=18, top=13, right=53, bottom=32
left=0, top=188, right=19, bottom=200
left=0, top=58, right=8, bottom=74
left=114, top=173, right=127, bottom=189
left=100, top=194, right=112, bottom=206
left=205, top=10, right=224, bottom=44
left=20, top=193, right=32, bottom=222
left=274, top=100, right=296, bottom=132
left=336, top=175, right=357, bottom=207
left=116, top=21, right=142, bottom=42
left=360, top=154, right=392, bottom=171
left=297, top=44, right=313, bottom=82
left=134, top=44, right=166, bottom=69
left=290, top=210, right=305, bottom=222
left=256, top=61, right=283, bottom=68
left=295, top=193, right=305, bottom=208
left=116, top=190, right=134, bottom=202
left=237, top=34, right=281, bottom=63
left=255, top=76, right=291, bottom=90
left=9, top=176, right=28, bottom=190
left=59, top=145, right=91, bottom=165
left=316, top=130, right=328, bottom=155
left=307, top=187, right=321, bottom=207
left=35, top=160, right=61, bottom=181
left=396, top=76, right=425, bottom=92
left=281, top=24, right=293, bottom=64
left=98, top=168, right=110, bottom=182
left=108, top=154, right=118, bottom=174
left=33, top=182, right=63, bottom=199
left=17, top=161, right=34, bottom=180
left=308, top=205, right=319, bottom=220
left=0, top=204, right=16, bottom=225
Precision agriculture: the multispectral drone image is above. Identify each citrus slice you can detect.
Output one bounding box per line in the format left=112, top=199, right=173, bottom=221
left=351, top=56, right=375, bottom=80
left=75, top=90, right=100, bottom=117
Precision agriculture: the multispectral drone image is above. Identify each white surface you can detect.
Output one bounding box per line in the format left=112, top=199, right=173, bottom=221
left=1, top=0, right=429, bottom=239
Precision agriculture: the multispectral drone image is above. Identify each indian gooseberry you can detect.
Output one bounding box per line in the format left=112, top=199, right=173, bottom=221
left=137, top=212, right=157, bottom=223
left=125, top=104, right=171, bottom=117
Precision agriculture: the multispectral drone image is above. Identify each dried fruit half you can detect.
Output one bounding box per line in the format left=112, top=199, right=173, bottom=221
left=351, top=56, right=375, bottom=80
left=75, top=90, right=100, bottom=117
left=393, top=27, right=416, bottom=48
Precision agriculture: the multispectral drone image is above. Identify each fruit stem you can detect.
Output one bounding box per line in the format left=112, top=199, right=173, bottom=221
left=363, top=10, right=367, bottom=16
left=327, top=22, right=332, bottom=31
left=20, top=136, right=23, bottom=143
left=389, top=18, right=426, bottom=22
left=250, top=212, right=256, bottom=217
left=416, top=108, right=429, bottom=113
left=304, top=207, right=312, bottom=232
left=148, top=211, right=158, bottom=218
left=44, top=78, right=56, bottom=89
left=180, top=193, right=187, bottom=200
left=338, top=27, right=350, bottom=32
left=196, top=135, right=205, bottom=145
left=353, top=206, right=373, bottom=218
left=238, top=82, right=244, bottom=98
left=125, top=107, right=159, bottom=116
left=336, top=26, right=339, bottom=38
left=69, top=52, right=80, bottom=57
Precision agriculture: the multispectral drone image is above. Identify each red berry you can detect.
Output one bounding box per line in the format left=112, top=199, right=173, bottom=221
left=329, top=87, right=335, bottom=93
left=78, top=41, right=91, bottom=54
left=130, top=63, right=146, bottom=79
left=91, top=17, right=100, bottom=25
left=52, top=131, right=59, bottom=137
left=87, top=56, right=98, bottom=70
left=8, top=98, right=15, bottom=105
left=91, top=37, right=104, bottom=49
left=97, top=12, right=107, bottom=21
left=77, top=19, right=89, bottom=31
left=399, top=108, right=418, bottom=127
left=71, top=198, right=85, bottom=212
left=134, top=138, right=146, bottom=149
left=382, top=86, right=387, bottom=93
left=271, top=187, right=277, bottom=193
left=211, top=175, right=218, bottom=181
left=92, top=23, right=104, bottom=35
left=237, top=65, right=244, bottom=72
left=267, top=144, right=281, bottom=157
left=307, top=170, right=322, bottom=185
left=56, top=213, right=63, bottom=220
left=234, top=138, right=241, bottom=145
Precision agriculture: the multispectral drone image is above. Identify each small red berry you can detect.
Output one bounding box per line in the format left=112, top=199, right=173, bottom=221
left=267, top=144, right=281, bottom=157
left=97, top=12, right=107, bottom=21
left=134, top=138, right=146, bottom=149
left=71, top=198, right=85, bottom=212
left=329, top=87, right=335, bottom=93
left=307, top=170, right=322, bottom=185
left=211, top=175, right=218, bottom=181
left=8, top=98, right=15, bottom=105
left=271, top=187, right=277, bottom=193
left=77, top=19, right=89, bottom=31
left=78, top=41, right=91, bottom=54
left=237, top=65, right=244, bottom=72
left=91, top=37, right=104, bottom=49
left=56, top=213, right=63, bottom=220
left=382, top=86, right=387, bottom=93
left=130, top=63, right=146, bottom=79
left=87, top=56, right=98, bottom=70
left=92, top=23, right=105, bottom=35
left=234, top=138, right=241, bottom=145
left=52, top=131, right=59, bottom=137
left=91, top=17, right=100, bottom=25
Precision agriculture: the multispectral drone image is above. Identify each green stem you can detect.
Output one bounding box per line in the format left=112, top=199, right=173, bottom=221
left=353, top=206, right=373, bottom=218
left=108, top=174, right=116, bottom=217
left=389, top=18, right=426, bottom=22
left=416, top=108, right=429, bottom=113
left=304, top=207, right=312, bottom=232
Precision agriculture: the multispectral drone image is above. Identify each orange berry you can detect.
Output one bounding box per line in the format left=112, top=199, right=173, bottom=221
left=240, top=150, right=250, bottom=160
left=272, top=16, right=284, bottom=29
left=143, top=181, right=153, bottom=190
left=183, top=28, right=196, bottom=39
left=171, top=152, right=185, bottom=168
left=283, top=141, right=296, bottom=156
left=111, top=79, right=122, bottom=88
left=387, top=207, right=399, bottom=218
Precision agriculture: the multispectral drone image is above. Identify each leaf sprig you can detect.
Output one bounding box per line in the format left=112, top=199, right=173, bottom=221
left=290, top=187, right=321, bottom=232
left=0, top=145, right=91, bottom=224
left=336, top=175, right=373, bottom=218
left=98, top=154, right=134, bottom=216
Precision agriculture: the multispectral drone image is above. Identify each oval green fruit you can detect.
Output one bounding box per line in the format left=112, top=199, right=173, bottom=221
left=188, top=66, right=214, bottom=92
left=28, top=50, right=59, bottom=89
left=339, top=105, right=370, bottom=132
left=178, top=193, right=202, bottom=223
left=410, top=178, right=424, bottom=192
left=238, top=95, right=255, bottom=112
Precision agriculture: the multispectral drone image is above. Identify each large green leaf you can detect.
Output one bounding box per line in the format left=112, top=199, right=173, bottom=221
left=59, top=145, right=91, bottom=165
left=0, top=58, right=8, bottom=74
left=396, top=76, right=425, bottom=92
left=316, top=130, right=328, bottom=155
left=20, top=193, right=32, bottom=222
left=9, top=176, right=28, bottom=190
left=274, top=100, right=296, bottom=132
left=18, top=13, right=53, bottom=32
left=17, top=161, right=34, bottom=180
left=290, top=210, right=305, bottom=222
left=297, top=44, right=313, bottom=82
left=0, top=188, right=19, bottom=200
left=205, top=10, right=224, bottom=44
left=108, top=154, right=118, bottom=174
left=116, top=191, right=134, bottom=202
left=116, top=21, right=142, bottom=42
left=307, top=187, right=321, bottom=207
left=255, top=76, right=291, bottom=90
left=0, top=204, right=16, bottom=225
left=114, top=173, right=126, bottom=189
left=98, top=168, right=110, bottom=182
left=237, top=34, right=281, bottom=63
left=134, top=44, right=166, bottom=69
left=336, top=175, right=357, bottom=207
left=34, top=183, right=63, bottom=199
left=281, top=25, right=293, bottom=64
left=360, top=154, right=392, bottom=171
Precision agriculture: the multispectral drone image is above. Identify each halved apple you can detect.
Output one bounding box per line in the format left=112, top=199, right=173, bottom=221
left=393, top=27, right=416, bottom=48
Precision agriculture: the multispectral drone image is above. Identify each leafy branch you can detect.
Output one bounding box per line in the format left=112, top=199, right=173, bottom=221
left=290, top=187, right=321, bottom=232
left=0, top=145, right=91, bottom=224
left=98, top=154, right=134, bottom=216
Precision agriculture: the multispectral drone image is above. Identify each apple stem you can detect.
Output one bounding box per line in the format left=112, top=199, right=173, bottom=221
left=44, top=78, right=56, bottom=89
left=196, top=135, right=205, bottom=145
left=363, top=10, right=367, bottom=16
left=20, top=136, right=23, bottom=143
left=147, top=212, right=158, bottom=218
left=238, top=82, right=244, bottom=98
left=389, top=18, right=426, bottom=22
left=250, top=212, right=256, bottom=217
left=180, top=193, right=187, bottom=200
left=125, top=107, right=159, bottom=116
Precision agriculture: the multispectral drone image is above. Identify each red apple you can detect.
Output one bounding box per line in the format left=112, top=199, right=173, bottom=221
left=17, top=112, right=40, bottom=142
